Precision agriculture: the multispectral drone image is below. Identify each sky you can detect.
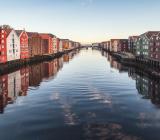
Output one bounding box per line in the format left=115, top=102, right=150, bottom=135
left=0, top=0, right=160, bottom=44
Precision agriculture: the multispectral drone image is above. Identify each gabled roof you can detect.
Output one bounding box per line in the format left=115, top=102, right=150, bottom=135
left=0, top=26, right=13, bottom=37
left=27, top=32, right=39, bottom=37
left=128, top=36, right=139, bottom=39
left=140, top=31, right=160, bottom=39
left=15, top=30, right=23, bottom=37
left=5, top=29, right=13, bottom=37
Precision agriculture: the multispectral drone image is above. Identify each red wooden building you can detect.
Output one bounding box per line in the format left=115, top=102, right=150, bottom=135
left=56, top=38, right=60, bottom=53
left=149, top=32, right=160, bottom=65
left=40, top=34, right=53, bottom=55
left=16, top=30, right=29, bottom=59
left=118, top=39, right=128, bottom=52
left=0, top=27, right=11, bottom=64
left=27, top=32, right=43, bottom=58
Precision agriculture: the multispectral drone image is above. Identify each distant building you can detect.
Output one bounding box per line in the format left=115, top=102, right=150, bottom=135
left=59, top=39, right=63, bottom=52
left=92, top=43, right=100, bottom=47
left=52, top=35, right=58, bottom=54
left=118, top=39, right=128, bottom=52
left=62, top=39, right=70, bottom=50
left=111, top=39, right=119, bottom=52
left=128, top=36, right=139, bottom=54
left=100, top=42, right=107, bottom=50
left=56, top=38, right=60, bottom=53
left=109, top=39, right=128, bottom=52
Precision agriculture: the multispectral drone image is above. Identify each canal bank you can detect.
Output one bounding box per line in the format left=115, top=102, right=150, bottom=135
left=0, top=47, right=81, bottom=76
left=101, top=48, right=160, bottom=78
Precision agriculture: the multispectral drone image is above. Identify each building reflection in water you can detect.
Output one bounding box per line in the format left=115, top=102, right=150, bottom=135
left=105, top=51, right=160, bottom=107
left=0, top=50, right=78, bottom=113
left=83, top=123, right=140, bottom=140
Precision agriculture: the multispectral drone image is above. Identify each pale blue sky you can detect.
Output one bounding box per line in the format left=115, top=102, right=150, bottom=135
left=0, top=0, right=160, bottom=44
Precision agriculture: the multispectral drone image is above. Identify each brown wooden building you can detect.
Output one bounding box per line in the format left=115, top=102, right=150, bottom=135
left=149, top=32, right=160, bottom=65
left=27, top=32, right=42, bottom=58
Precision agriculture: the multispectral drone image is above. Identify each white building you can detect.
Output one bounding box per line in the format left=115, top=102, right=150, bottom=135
left=59, top=40, right=63, bottom=52
left=53, top=36, right=57, bottom=54
left=7, top=29, right=20, bottom=61
left=69, top=41, right=72, bottom=49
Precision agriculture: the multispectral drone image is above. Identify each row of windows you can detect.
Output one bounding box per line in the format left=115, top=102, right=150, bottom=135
left=9, top=49, right=19, bottom=53
left=150, top=42, right=160, bottom=46
left=151, top=48, right=160, bottom=52
left=137, top=51, right=148, bottom=55
left=0, top=45, right=5, bottom=49
left=0, top=51, right=5, bottom=55
left=151, top=54, right=159, bottom=58
left=151, top=37, right=160, bottom=40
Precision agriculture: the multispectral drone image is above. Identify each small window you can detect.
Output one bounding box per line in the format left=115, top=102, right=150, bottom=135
left=156, top=37, right=159, bottom=40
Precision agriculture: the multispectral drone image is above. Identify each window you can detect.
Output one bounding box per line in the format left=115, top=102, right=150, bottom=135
left=156, top=37, right=159, bottom=40
left=156, top=48, right=158, bottom=52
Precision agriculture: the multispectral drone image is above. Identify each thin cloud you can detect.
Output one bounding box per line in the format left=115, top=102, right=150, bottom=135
left=81, top=0, right=94, bottom=7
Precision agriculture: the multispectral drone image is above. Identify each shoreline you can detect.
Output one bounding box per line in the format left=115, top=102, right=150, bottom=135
left=0, top=47, right=81, bottom=76
left=102, top=48, right=160, bottom=78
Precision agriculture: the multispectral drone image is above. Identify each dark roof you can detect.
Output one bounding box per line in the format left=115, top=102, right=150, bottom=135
left=141, top=31, right=160, bottom=39
left=27, top=32, right=39, bottom=37
left=6, top=29, right=13, bottom=37
left=15, top=30, right=23, bottom=37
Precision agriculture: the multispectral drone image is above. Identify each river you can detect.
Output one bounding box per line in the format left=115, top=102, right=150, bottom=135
left=0, top=48, right=160, bottom=140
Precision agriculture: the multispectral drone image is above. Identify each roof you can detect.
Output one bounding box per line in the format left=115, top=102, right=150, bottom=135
left=15, top=30, right=23, bottom=37
left=140, top=31, right=160, bottom=39
left=0, top=25, right=13, bottom=37
left=128, top=36, right=139, bottom=39
left=39, top=33, right=55, bottom=39
left=27, top=32, right=40, bottom=38
left=5, top=29, right=13, bottom=37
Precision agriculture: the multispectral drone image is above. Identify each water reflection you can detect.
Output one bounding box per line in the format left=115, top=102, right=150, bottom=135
left=83, top=123, right=140, bottom=140
left=0, top=50, right=79, bottom=113
left=104, top=51, right=160, bottom=107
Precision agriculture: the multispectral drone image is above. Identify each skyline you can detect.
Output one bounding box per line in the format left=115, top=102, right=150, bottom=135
left=0, top=0, right=160, bottom=44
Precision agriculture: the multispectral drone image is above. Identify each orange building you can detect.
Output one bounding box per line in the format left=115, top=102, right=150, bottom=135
left=62, top=39, right=70, bottom=50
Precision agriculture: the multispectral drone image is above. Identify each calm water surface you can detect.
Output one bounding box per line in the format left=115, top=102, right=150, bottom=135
left=0, top=49, right=160, bottom=140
